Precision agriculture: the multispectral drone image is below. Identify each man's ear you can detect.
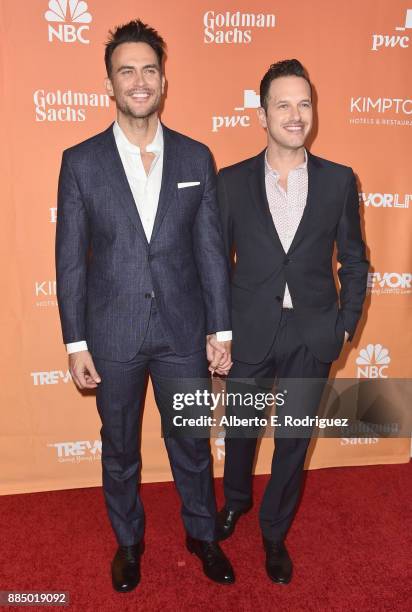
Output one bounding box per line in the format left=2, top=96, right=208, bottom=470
left=257, top=107, right=268, bottom=129
left=105, top=77, right=114, bottom=97
left=161, top=74, right=166, bottom=95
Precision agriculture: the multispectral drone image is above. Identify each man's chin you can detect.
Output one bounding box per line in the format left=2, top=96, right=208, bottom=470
left=118, top=104, right=160, bottom=121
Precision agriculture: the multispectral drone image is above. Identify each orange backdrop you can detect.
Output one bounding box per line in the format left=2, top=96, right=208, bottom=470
left=0, top=0, right=410, bottom=495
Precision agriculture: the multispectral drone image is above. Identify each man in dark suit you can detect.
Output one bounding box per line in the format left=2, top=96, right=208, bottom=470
left=55, top=20, right=234, bottom=591
left=216, top=59, right=369, bottom=584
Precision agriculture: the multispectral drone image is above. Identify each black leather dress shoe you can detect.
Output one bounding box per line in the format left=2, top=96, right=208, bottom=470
left=216, top=504, right=252, bottom=541
left=111, top=543, right=142, bottom=592
left=186, top=535, right=235, bottom=584
left=263, top=538, right=292, bottom=584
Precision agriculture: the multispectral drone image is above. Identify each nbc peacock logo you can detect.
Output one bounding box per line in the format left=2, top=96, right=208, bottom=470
left=356, top=344, right=391, bottom=378
left=45, top=0, right=92, bottom=44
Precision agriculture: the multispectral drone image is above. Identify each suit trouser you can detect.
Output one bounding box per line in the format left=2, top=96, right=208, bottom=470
left=223, top=309, right=332, bottom=542
left=93, top=300, right=216, bottom=546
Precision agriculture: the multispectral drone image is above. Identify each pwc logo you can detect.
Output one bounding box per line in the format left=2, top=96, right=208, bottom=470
left=371, top=8, right=412, bottom=51
left=45, top=0, right=92, bottom=44
left=356, top=344, right=391, bottom=378
left=212, top=89, right=260, bottom=132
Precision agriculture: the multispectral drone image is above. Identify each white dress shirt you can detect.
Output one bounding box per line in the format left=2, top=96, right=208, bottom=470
left=264, top=149, right=308, bottom=308
left=66, top=120, right=230, bottom=354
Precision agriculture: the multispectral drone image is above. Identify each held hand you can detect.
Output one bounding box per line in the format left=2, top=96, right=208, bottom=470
left=69, top=350, right=101, bottom=390
left=206, top=335, right=233, bottom=375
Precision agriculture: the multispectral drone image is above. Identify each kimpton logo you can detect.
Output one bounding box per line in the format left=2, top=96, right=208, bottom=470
left=371, top=8, right=412, bottom=51
left=356, top=344, right=390, bottom=378
left=34, top=280, right=57, bottom=308
left=45, top=0, right=92, bottom=44
left=212, top=89, right=260, bottom=132
left=349, top=96, right=412, bottom=127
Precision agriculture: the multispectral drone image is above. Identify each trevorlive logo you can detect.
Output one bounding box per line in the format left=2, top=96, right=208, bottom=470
left=359, top=192, right=410, bottom=209
left=31, top=370, right=72, bottom=385
left=212, top=89, right=260, bottom=132
left=47, top=440, right=102, bottom=459
left=371, top=9, right=412, bottom=51
left=45, top=0, right=92, bottom=44
left=203, top=11, right=275, bottom=44
left=356, top=344, right=390, bottom=378
left=367, top=272, right=412, bottom=295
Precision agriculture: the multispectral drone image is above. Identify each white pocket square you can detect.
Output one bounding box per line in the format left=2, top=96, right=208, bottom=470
left=177, top=181, right=200, bottom=188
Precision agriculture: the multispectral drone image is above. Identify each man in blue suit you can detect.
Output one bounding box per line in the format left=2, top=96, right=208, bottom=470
left=55, top=19, right=234, bottom=591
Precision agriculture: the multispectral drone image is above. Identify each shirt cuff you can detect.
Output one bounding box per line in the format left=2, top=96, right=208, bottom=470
left=66, top=340, right=88, bottom=354
left=215, top=330, right=232, bottom=342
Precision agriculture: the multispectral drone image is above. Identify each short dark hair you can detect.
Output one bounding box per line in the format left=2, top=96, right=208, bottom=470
left=105, top=19, right=166, bottom=77
left=260, top=59, right=312, bottom=111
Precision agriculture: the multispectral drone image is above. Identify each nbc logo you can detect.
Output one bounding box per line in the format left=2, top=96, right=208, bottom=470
left=356, top=344, right=390, bottom=378
left=45, top=0, right=92, bottom=44
left=212, top=89, right=260, bottom=132
left=371, top=8, right=412, bottom=51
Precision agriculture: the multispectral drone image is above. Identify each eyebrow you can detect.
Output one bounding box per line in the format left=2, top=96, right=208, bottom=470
left=116, top=63, right=160, bottom=73
left=275, top=98, right=312, bottom=103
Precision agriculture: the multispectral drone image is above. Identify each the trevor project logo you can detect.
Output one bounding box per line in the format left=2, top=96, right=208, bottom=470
left=371, top=8, right=412, bottom=51
left=356, top=344, right=390, bottom=378
left=45, top=0, right=92, bottom=44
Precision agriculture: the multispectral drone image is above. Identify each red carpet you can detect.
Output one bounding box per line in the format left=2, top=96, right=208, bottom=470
left=1, top=463, right=411, bottom=612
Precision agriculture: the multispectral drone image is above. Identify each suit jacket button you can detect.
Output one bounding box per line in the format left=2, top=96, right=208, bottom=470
left=145, top=293, right=152, bottom=299
left=284, top=257, right=290, bottom=265
left=275, top=296, right=282, bottom=302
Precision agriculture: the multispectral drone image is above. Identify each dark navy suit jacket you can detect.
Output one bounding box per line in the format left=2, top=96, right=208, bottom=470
left=218, top=151, right=369, bottom=364
left=56, top=123, right=231, bottom=362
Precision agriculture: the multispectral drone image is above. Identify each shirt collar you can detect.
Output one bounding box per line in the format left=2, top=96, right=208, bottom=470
left=113, top=119, right=163, bottom=155
left=264, top=148, right=308, bottom=176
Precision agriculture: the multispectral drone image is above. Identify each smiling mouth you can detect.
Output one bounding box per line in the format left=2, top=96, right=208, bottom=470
left=129, top=91, right=151, bottom=100
left=283, top=124, right=305, bottom=132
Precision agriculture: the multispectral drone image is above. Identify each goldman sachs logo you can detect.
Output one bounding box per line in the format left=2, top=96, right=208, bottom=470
left=33, top=89, right=110, bottom=122
left=203, top=11, right=276, bottom=44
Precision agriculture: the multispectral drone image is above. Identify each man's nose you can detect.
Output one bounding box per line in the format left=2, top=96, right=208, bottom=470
left=134, top=70, right=146, bottom=87
left=289, top=105, right=302, bottom=122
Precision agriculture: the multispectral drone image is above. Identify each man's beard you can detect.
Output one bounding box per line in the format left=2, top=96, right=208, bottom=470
left=116, top=94, right=160, bottom=120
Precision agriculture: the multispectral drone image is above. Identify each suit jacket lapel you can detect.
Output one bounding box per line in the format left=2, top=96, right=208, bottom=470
left=288, top=152, right=322, bottom=253
left=150, top=125, right=179, bottom=244
left=248, top=150, right=286, bottom=254
left=96, top=124, right=148, bottom=246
